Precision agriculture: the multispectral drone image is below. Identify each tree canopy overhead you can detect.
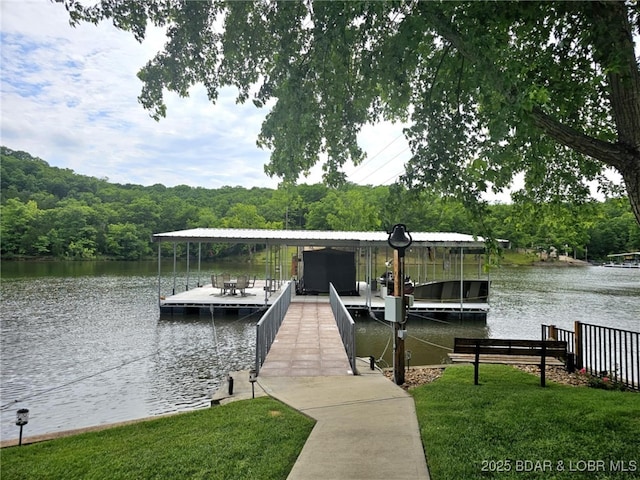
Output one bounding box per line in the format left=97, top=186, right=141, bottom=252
left=59, top=0, right=640, bottom=225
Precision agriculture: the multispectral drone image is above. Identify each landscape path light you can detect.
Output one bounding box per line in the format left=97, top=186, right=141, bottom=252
left=16, top=408, right=29, bottom=446
left=249, top=369, right=257, bottom=399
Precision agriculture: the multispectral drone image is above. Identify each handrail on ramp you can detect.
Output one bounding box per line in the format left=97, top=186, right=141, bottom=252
left=255, top=281, right=293, bottom=374
left=329, top=283, right=357, bottom=374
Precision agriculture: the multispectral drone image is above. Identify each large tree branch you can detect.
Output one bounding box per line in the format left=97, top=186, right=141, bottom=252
left=530, top=107, right=634, bottom=171
left=531, top=108, right=640, bottom=227
left=421, top=2, right=639, bottom=170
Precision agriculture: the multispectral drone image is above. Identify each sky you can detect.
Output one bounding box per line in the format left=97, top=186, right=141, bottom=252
left=0, top=0, right=412, bottom=190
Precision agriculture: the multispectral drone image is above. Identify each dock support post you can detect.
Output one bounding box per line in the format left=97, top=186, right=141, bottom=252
left=172, top=243, right=177, bottom=295
left=186, top=242, right=190, bottom=291
left=197, top=242, right=202, bottom=287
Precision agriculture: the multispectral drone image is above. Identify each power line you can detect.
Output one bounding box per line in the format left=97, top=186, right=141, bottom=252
left=1, top=310, right=267, bottom=411
left=353, top=146, right=411, bottom=184
left=1, top=351, right=159, bottom=410
left=350, top=132, right=404, bottom=176
left=379, top=168, right=407, bottom=185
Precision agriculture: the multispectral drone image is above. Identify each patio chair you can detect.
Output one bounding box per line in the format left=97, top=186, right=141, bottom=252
left=235, top=275, right=248, bottom=296
left=247, top=275, right=256, bottom=288
left=221, top=273, right=231, bottom=295
left=211, top=274, right=224, bottom=295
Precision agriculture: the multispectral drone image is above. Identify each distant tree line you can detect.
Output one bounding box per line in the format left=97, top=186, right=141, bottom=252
left=2, top=147, right=638, bottom=261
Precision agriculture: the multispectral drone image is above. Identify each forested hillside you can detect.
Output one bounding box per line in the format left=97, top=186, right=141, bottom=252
left=2, top=147, right=638, bottom=261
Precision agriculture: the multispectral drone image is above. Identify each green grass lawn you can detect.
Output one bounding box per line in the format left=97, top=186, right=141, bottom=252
left=1, top=397, right=314, bottom=480
left=3, top=367, right=638, bottom=480
left=412, top=365, right=640, bottom=480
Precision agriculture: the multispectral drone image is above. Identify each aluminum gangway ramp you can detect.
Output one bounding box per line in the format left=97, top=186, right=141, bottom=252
left=258, top=301, right=354, bottom=377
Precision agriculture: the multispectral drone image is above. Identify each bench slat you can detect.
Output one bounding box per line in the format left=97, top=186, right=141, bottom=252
left=448, top=353, right=565, bottom=366
left=454, top=338, right=566, bottom=349
left=451, top=337, right=568, bottom=387
left=454, top=346, right=567, bottom=357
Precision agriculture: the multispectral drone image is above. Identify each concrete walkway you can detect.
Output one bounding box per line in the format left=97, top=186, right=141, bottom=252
left=258, top=357, right=430, bottom=480
left=241, top=298, right=430, bottom=479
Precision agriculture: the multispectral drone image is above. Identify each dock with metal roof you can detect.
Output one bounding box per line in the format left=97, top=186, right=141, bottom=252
left=152, top=228, right=504, bottom=318
left=159, top=280, right=489, bottom=317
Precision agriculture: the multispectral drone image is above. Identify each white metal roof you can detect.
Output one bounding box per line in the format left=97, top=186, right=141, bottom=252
left=151, top=228, right=504, bottom=248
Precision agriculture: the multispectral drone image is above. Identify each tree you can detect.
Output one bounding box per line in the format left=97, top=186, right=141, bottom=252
left=305, top=192, right=340, bottom=230
left=105, top=222, right=151, bottom=259
left=59, top=1, right=640, bottom=226
left=0, top=199, right=40, bottom=255
left=325, top=189, right=382, bottom=231
left=44, top=200, right=102, bottom=258
left=588, top=198, right=640, bottom=259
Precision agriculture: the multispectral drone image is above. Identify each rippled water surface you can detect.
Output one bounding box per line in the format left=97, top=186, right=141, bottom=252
left=1, top=261, right=638, bottom=440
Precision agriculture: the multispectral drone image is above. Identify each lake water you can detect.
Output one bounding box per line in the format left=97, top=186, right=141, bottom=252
left=1, top=261, right=638, bottom=441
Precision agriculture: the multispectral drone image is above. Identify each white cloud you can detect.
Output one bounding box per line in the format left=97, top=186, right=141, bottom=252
left=0, top=0, right=415, bottom=190
left=1, top=0, right=276, bottom=188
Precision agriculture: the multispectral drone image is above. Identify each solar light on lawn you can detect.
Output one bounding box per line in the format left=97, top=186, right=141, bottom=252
left=16, top=408, right=29, bottom=446
left=249, top=369, right=257, bottom=399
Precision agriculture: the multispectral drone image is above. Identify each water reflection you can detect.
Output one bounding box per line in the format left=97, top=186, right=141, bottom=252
left=356, top=316, right=490, bottom=367
left=1, top=262, right=638, bottom=441
left=148, top=314, right=257, bottom=413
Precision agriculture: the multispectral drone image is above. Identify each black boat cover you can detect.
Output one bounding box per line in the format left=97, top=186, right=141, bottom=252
left=302, top=248, right=356, bottom=295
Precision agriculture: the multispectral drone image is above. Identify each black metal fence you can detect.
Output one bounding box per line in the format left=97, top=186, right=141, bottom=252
left=542, top=322, right=639, bottom=391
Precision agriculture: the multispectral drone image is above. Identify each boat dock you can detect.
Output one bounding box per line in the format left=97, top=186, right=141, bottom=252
left=160, top=280, right=489, bottom=318
left=153, top=228, right=505, bottom=319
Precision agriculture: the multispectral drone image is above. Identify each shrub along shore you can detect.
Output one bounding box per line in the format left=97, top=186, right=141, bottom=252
left=2, top=366, right=638, bottom=480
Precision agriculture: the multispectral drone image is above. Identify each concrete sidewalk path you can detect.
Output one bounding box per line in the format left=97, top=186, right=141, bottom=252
left=258, top=359, right=430, bottom=480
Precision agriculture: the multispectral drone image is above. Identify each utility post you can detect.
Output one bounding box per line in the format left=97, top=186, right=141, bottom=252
left=387, top=224, right=412, bottom=386
left=393, top=248, right=405, bottom=385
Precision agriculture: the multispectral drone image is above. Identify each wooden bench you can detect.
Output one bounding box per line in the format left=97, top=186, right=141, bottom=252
left=449, top=338, right=568, bottom=387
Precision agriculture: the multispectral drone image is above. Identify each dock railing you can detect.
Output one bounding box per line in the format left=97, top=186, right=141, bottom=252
left=255, top=281, right=293, bottom=375
left=329, top=283, right=357, bottom=374
left=543, top=322, right=639, bottom=391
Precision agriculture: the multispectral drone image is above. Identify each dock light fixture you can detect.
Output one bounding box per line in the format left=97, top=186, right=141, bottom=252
left=16, top=408, right=29, bottom=446
left=387, top=224, right=412, bottom=386
left=249, top=369, right=257, bottom=399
